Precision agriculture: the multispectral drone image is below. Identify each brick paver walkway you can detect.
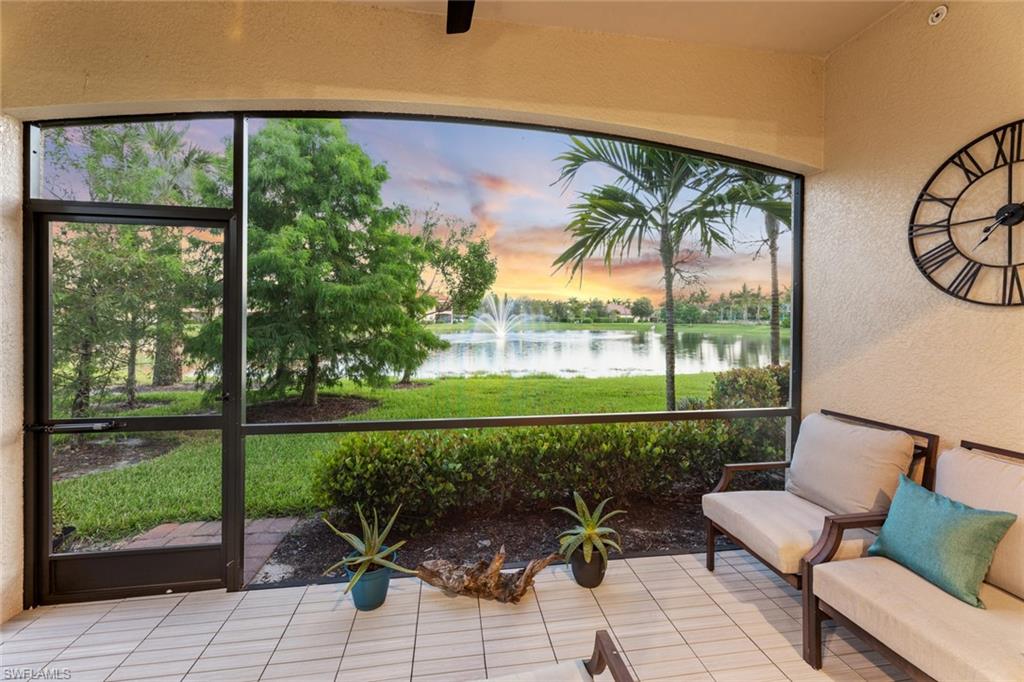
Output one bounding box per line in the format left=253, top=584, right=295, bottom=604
left=120, top=517, right=300, bottom=584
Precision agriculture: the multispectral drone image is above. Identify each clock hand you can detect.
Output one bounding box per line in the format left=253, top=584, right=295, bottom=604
left=973, top=218, right=1004, bottom=251
left=948, top=215, right=996, bottom=227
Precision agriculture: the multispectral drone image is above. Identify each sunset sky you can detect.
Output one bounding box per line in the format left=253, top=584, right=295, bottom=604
left=341, top=118, right=792, bottom=303
left=45, top=116, right=793, bottom=303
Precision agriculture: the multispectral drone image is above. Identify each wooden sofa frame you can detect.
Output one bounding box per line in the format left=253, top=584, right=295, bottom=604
left=585, top=629, right=635, bottom=681
left=801, top=440, right=1024, bottom=680
left=705, top=409, right=940, bottom=590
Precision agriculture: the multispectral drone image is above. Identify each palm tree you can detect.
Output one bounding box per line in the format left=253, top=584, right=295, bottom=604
left=552, top=137, right=736, bottom=410
left=722, top=170, right=792, bottom=365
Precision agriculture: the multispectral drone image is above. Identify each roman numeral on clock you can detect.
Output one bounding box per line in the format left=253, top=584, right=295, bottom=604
left=950, top=149, right=986, bottom=183
left=910, top=219, right=950, bottom=238
left=993, top=121, right=1023, bottom=167
left=915, top=240, right=959, bottom=274
left=919, top=192, right=957, bottom=208
left=946, top=261, right=982, bottom=298
left=1003, top=266, right=1024, bottom=306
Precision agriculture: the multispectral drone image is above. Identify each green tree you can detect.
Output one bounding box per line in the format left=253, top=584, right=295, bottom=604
left=552, top=137, right=736, bottom=409
left=566, top=297, right=586, bottom=322
left=230, top=118, right=443, bottom=406
left=414, top=210, right=498, bottom=318
left=673, top=301, right=703, bottom=325
left=46, top=122, right=223, bottom=410
left=51, top=225, right=126, bottom=417
left=549, top=300, right=571, bottom=322
left=584, top=298, right=608, bottom=319
left=629, top=297, right=655, bottom=320
left=722, top=171, right=792, bottom=364
left=398, top=210, right=495, bottom=383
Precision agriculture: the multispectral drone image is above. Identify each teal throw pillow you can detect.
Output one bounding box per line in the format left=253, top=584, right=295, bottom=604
left=867, top=474, right=1016, bottom=607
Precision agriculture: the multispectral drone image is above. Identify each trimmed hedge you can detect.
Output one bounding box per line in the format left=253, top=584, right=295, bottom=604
left=312, top=366, right=789, bottom=530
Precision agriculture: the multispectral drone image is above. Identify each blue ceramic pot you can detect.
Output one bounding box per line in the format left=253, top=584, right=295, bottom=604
left=344, top=549, right=395, bottom=611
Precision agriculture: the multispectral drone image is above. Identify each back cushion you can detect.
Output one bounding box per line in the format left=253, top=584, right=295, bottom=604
left=786, top=413, right=915, bottom=514
left=935, top=446, right=1023, bottom=599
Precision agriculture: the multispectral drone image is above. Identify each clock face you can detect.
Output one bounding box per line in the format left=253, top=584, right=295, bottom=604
left=909, top=119, right=1024, bottom=306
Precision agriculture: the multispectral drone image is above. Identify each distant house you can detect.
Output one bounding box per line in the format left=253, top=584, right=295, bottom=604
left=424, top=310, right=455, bottom=323
left=606, top=303, right=632, bottom=319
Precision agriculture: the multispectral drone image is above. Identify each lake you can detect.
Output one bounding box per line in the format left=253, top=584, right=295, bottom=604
left=414, top=328, right=791, bottom=378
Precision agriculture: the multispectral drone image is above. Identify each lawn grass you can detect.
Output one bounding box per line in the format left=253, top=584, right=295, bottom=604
left=53, top=372, right=716, bottom=542
left=342, top=373, right=713, bottom=419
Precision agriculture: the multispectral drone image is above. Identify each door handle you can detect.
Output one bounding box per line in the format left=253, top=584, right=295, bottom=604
left=26, top=421, right=120, bottom=434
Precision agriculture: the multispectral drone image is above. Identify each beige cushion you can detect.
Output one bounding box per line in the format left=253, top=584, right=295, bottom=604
left=814, top=556, right=1024, bottom=682
left=786, top=413, right=915, bottom=514
left=702, top=490, right=877, bottom=574
left=935, top=446, right=1024, bottom=599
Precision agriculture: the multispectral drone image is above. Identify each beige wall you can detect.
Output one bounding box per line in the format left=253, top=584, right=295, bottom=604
left=0, top=114, right=23, bottom=622
left=0, top=1, right=824, bottom=173
left=803, top=2, right=1024, bottom=448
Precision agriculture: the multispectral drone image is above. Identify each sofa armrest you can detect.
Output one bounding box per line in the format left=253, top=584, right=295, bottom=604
left=584, top=630, right=635, bottom=682
left=802, top=512, right=887, bottom=567
left=712, top=461, right=790, bottom=493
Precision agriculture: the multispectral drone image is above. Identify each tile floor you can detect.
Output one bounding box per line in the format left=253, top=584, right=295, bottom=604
left=0, top=550, right=907, bottom=682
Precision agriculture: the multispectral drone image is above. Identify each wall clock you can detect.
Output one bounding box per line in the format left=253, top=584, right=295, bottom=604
left=909, top=119, right=1023, bottom=306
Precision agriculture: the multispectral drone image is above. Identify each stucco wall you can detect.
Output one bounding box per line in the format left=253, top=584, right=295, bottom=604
left=0, top=1, right=824, bottom=173
left=803, top=2, right=1024, bottom=448
left=0, top=114, right=23, bottom=621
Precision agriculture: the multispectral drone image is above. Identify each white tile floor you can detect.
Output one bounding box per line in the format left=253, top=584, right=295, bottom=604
left=0, top=550, right=907, bottom=682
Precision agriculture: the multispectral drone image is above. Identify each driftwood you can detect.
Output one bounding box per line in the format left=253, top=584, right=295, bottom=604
left=416, top=545, right=560, bottom=603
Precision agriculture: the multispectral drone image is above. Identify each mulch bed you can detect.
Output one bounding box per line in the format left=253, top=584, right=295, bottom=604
left=246, top=396, right=379, bottom=423
left=51, top=436, right=181, bottom=481
left=253, top=484, right=728, bottom=586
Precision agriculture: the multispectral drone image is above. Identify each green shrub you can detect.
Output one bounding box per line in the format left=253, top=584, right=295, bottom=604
left=313, top=423, right=691, bottom=530
left=766, top=364, right=790, bottom=403
left=313, top=366, right=791, bottom=529
left=691, top=365, right=791, bottom=487
left=708, top=366, right=786, bottom=408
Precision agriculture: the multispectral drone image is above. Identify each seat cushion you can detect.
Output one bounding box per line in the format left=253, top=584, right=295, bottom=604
left=935, top=446, right=1024, bottom=599
left=786, top=413, right=915, bottom=514
left=702, top=490, right=878, bottom=574
left=814, top=557, right=1024, bottom=682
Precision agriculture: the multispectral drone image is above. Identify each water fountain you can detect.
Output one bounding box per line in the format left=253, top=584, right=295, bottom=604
left=471, top=292, right=527, bottom=339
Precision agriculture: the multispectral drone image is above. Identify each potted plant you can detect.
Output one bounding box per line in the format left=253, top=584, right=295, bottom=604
left=323, top=504, right=416, bottom=611
left=554, top=493, right=625, bottom=588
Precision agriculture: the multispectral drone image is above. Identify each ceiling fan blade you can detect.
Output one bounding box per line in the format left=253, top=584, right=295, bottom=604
left=446, top=0, right=475, bottom=34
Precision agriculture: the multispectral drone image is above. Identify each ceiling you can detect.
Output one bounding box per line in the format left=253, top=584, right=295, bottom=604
left=383, top=1, right=902, bottom=56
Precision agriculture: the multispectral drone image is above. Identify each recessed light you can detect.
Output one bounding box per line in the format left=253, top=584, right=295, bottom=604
left=928, top=5, right=948, bottom=26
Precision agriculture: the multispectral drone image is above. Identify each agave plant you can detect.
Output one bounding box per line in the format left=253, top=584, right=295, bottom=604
left=323, top=504, right=416, bottom=593
left=554, top=493, right=625, bottom=564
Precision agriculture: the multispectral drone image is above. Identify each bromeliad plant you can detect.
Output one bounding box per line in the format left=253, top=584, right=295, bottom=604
left=323, top=504, right=416, bottom=594
left=555, top=493, right=625, bottom=587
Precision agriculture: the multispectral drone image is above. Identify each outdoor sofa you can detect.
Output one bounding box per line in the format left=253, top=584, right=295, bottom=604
left=803, top=441, right=1024, bottom=681
left=702, top=409, right=939, bottom=589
